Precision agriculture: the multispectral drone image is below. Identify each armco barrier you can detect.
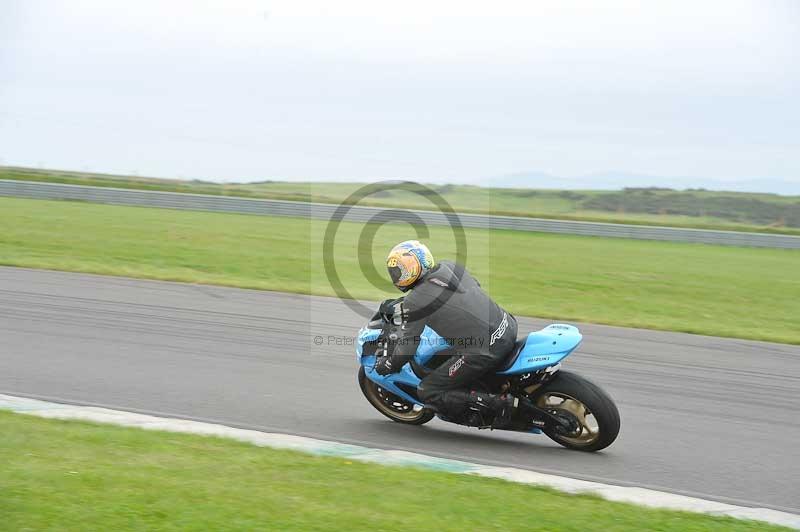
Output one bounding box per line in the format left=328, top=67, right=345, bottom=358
left=1, top=179, right=799, bottom=249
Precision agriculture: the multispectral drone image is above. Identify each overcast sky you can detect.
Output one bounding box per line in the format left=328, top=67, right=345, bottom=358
left=1, top=1, right=798, bottom=192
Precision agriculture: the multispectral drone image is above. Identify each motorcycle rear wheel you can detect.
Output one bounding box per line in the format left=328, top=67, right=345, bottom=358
left=532, top=370, right=620, bottom=452
left=358, top=367, right=435, bottom=425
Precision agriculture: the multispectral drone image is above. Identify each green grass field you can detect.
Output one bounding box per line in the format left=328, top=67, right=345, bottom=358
left=4, top=166, right=799, bottom=234
left=0, top=411, right=787, bottom=531
left=1, top=196, right=798, bottom=343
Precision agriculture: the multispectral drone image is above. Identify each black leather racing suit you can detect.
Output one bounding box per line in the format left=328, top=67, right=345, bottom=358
left=384, top=260, right=518, bottom=423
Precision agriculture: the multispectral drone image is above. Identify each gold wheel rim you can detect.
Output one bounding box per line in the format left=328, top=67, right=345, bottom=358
left=365, top=380, right=426, bottom=421
left=536, top=392, right=600, bottom=445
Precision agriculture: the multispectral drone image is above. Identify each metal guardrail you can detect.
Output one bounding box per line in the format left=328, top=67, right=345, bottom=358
left=2, top=179, right=799, bottom=249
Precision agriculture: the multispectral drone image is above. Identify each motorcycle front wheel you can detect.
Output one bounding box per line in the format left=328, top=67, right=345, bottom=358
left=358, top=367, right=435, bottom=425
left=532, top=370, right=620, bottom=452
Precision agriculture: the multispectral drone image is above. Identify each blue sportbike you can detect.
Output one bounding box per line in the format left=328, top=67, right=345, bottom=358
left=356, top=302, right=621, bottom=452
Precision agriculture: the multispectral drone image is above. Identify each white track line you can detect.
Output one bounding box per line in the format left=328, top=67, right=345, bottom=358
left=1, top=394, right=797, bottom=529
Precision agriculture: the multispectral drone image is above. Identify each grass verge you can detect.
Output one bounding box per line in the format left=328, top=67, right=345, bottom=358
left=0, top=410, right=788, bottom=531
left=1, top=197, right=798, bottom=343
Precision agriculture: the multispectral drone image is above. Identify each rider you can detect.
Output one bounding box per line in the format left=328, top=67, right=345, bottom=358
left=375, top=240, right=519, bottom=428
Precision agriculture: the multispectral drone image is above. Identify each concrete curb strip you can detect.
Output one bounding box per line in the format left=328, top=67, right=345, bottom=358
left=1, top=394, right=797, bottom=529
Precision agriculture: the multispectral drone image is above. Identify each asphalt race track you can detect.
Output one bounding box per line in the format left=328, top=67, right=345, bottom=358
left=1, top=267, right=798, bottom=512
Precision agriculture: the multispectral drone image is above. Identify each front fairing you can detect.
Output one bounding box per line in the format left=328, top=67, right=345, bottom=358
left=355, top=327, right=381, bottom=361
left=355, top=297, right=449, bottom=407
left=356, top=322, right=425, bottom=407
left=359, top=353, right=423, bottom=406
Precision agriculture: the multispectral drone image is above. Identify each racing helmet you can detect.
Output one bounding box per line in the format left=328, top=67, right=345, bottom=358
left=386, top=240, right=435, bottom=291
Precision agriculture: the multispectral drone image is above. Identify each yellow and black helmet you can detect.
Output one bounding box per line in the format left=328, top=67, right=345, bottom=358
left=386, top=240, right=435, bottom=291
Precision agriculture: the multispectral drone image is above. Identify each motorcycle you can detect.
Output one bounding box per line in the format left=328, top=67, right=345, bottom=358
left=356, top=302, right=620, bottom=452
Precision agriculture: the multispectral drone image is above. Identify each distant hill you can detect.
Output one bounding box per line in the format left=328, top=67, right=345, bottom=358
left=488, top=171, right=800, bottom=195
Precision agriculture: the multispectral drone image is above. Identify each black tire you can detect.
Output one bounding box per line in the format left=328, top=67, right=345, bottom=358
left=532, top=370, right=620, bottom=452
left=358, top=367, right=435, bottom=425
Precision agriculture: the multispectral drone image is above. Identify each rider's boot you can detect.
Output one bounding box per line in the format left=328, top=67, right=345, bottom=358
left=463, top=391, right=517, bottom=429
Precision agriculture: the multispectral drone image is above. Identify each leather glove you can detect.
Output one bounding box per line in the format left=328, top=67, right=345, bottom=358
left=375, top=355, right=397, bottom=376
left=379, top=298, right=403, bottom=324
